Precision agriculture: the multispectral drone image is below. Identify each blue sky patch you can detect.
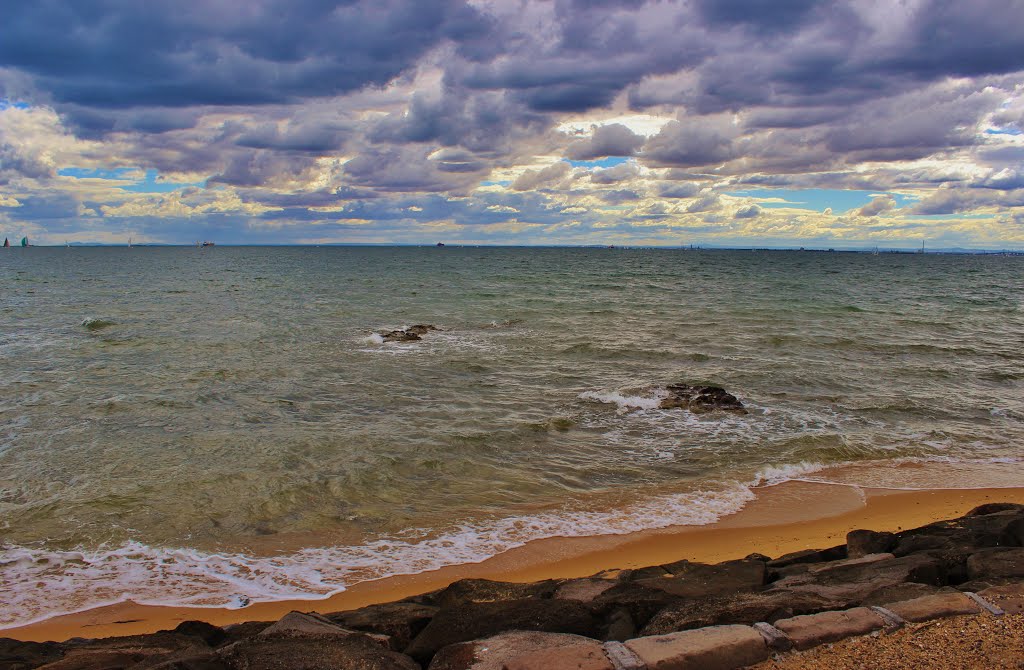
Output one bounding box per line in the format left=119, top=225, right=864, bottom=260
left=0, top=99, right=30, bottom=110
left=59, top=167, right=204, bottom=192
left=568, top=156, right=629, bottom=169
left=727, top=189, right=916, bottom=213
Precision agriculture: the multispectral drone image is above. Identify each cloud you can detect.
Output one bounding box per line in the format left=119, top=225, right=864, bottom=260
left=1, top=0, right=1023, bottom=248
left=642, top=115, right=739, bottom=167
left=589, top=161, right=640, bottom=184
left=0, top=1, right=487, bottom=109
left=511, top=161, right=572, bottom=191
left=733, top=203, right=761, bottom=218
left=856, top=194, right=897, bottom=217
left=565, top=123, right=645, bottom=160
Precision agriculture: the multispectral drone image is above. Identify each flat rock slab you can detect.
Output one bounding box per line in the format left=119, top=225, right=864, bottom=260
left=625, top=625, right=769, bottom=670
left=427, top=631, right=602, bottom=670
left=978, top=583, right=1024, bottom=614
left=503, top=643, right=613, bottom=670
left=885, top=592, right=982, bottom=622
left=773, top=607, right=885, bottom=650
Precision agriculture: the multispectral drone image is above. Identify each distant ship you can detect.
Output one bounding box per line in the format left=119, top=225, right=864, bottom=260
left=199, top=240, right=215, bottom=247
left=21, top=237, right=28, bottom=247
left=436, top=242, right=445, bottom=247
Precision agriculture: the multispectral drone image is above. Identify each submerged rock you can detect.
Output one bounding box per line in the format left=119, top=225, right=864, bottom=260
left=659, top=384, right=746, bottom=413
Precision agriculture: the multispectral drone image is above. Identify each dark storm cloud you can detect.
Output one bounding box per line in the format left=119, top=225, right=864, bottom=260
left=0, top=0, right=488, bottom=109
left=880, top=1, right=1024, bottom=79
left=642, top=116, right=739, bottom=168
left=565, top=123, right=645, bottom=160
left=342, top=145, right=486, bottom=193
left=693, top=0, right=820, bottom=32
left=210, top=151, right=320, bottom=187
left=370, top=89, right=551, bottom=155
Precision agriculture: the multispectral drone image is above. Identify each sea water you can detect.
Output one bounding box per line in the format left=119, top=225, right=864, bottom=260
left=1, top=246, right=1022, bottom=627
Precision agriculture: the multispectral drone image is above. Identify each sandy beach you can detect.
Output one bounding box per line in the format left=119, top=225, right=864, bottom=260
left=7, top=481, right=1024, bottom=644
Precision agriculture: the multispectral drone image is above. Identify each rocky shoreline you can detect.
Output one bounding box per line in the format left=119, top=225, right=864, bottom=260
left=4, top=503, right=1024, bottom=669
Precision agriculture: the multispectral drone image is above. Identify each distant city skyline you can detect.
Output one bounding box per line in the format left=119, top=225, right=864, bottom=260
left=1, top=1, right=1023, bottom=248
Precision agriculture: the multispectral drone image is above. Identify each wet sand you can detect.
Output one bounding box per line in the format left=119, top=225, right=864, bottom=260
left=6, top=482, right=1024, bottom=643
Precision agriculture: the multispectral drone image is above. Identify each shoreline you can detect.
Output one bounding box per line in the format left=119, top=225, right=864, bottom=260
left=7, top=481, right=1024, bottom=644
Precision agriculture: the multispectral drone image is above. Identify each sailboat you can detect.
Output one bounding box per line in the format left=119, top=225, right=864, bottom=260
left=3, top=238, right=8, bottom=248
left=21, top=237, right=29, bottom=247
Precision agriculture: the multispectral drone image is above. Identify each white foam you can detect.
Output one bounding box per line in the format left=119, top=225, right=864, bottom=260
left=579, top=389, right=667, bottom=412
left=0, top=483, right=753, bottom=630
left=749, top=461, right=830, bottom=487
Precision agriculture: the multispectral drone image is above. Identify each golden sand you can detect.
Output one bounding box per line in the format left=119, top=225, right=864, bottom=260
left=6, top=482, right=1024, bottom=643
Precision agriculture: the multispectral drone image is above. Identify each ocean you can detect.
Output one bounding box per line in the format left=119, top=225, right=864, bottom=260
left=1, top=246, right=1022, bottom=628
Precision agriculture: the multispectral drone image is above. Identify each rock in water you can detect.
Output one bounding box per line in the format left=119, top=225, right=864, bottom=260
left=659, top=384, right=746, bottom=413
left=380, top=330, right=422, bottom=342
left=378, top=325, right=440, bottom=342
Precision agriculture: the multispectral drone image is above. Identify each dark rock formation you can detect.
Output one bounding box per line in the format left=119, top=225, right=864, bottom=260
left=659, top=385, right=746, bottom=413
left=404, top=599, right=602, bottom=662
left=426, top=578, right=560, bottom=610
left=5, top=503, right=1024, bottom=669
left=640, top=590, right=835, bottom=636
left=846, top=529, right=898, bottom=558
left=326, top=602, right=438, bottom=650
left=635, top=558, right=767, bottom=599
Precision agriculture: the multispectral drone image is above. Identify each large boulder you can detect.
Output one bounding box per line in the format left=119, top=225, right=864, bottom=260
left=846, top=530, right=897, bottom=558
left=0, top=638, right=65, bottom=670
left=965, top=547, right=1024, bottom=581
left=326, top=602, right=439, bottom=650
left=767, top=553, right=943, bottom=608
left=149, top=612, right=419, bottom=670
left=659, top=385, right=746, bottom=413
left=766, top=545, right=847, bottom=570
left=634, top=558, right=767, bottom=599
left=212, top=635, right=418, bottom=670
left=28, top=629, right=217, bottom=670
left=404, top=599, right=602, bottom=663
left=428, top=579, right=560, bottom=609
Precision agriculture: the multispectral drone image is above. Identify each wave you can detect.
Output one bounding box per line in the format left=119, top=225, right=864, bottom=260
left=0, top=483, right=754, bottom=630
left=81, top=318, right=116, bottom=331
left=3, top=453, right=1021, bottom=630
left=579, top=389, right=667, bottom=412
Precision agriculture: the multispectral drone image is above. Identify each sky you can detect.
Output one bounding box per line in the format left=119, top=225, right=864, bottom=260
left=1, top=0, right=1024, bottom=248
